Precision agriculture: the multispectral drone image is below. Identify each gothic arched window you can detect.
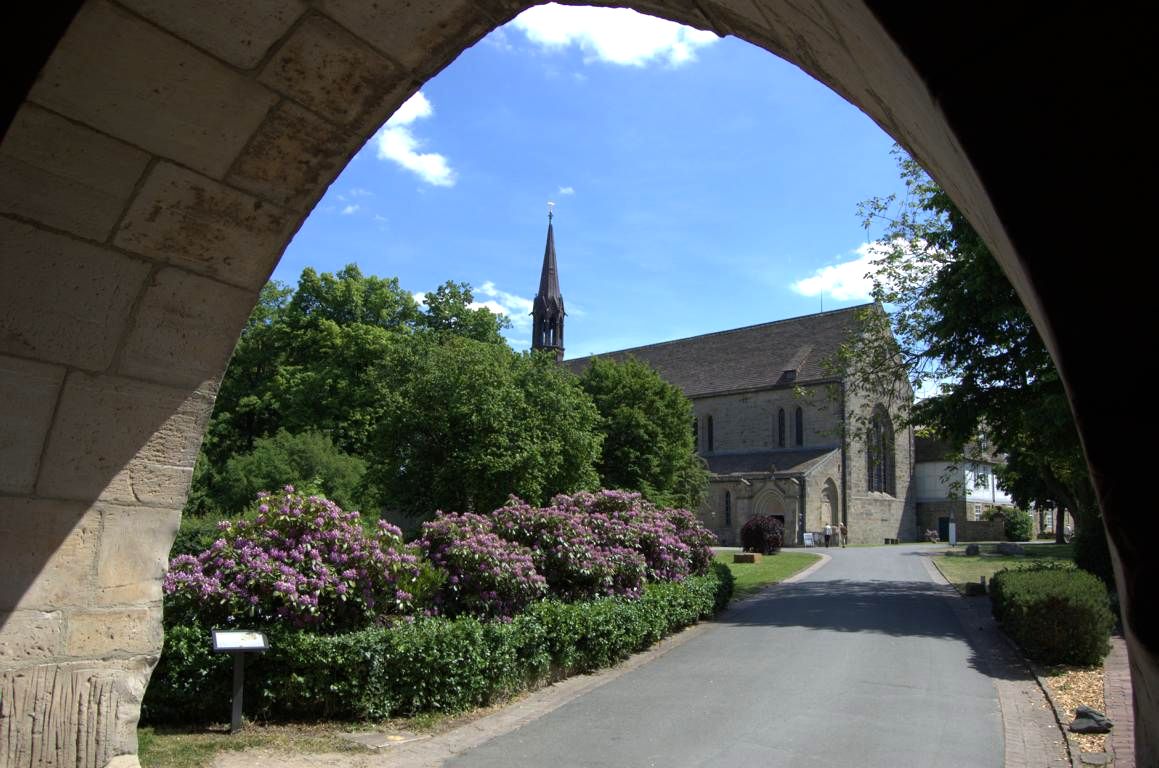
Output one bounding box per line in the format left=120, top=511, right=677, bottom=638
left=777, top=408, right=785, bottom=447
left=724, top=491, right=732, bottom=526
left=795, top=407, right=804, bottom=447
left=707, top=416, right=714, bottom=452
left=866, top=406, right=896, bottom=495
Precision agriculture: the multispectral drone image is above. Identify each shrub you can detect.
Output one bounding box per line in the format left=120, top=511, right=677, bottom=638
left=989, top=566, right=1113, bottom=665
left=1003, top=509, right=1033, bottom=542
left=740, top=515, right=784, bottom=554
left=164, top=487, right=423, bottom=632
left=490, top=497, right=647, bottom=600
left=142, top=566, right=732, bottom=724
left=551, top=490, right=713, bottom=582
left=418, top=512, right=548, bottom=619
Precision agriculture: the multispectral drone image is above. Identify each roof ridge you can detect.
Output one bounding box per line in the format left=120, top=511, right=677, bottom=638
left=566, top=302, right=874, bottom=362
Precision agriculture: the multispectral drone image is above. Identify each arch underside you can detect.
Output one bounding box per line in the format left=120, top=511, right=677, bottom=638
left=0, top=2, right=1152, bottom=767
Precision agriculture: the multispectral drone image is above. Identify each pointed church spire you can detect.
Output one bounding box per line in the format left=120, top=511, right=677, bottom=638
left=532, top=204, right=565, bottom=360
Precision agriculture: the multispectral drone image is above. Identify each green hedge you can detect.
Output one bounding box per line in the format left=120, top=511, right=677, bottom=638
left=143, top=562, right=733, bottom=723
left=989, top=565, right=1113, bottom=666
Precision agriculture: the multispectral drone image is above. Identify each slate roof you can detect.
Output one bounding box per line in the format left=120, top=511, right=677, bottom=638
left=565, top=304, right=875, bottom=398
left=533, top=219, right=564, bottom=316
left=706, top=447, right=838, bottom=476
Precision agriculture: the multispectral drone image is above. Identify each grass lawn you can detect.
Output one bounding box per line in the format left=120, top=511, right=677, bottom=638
left=138, top=723, right=363, bottom=768
left=930, top=542, right=1075, bottom=595
left=714, top=550, right=821, bottom=600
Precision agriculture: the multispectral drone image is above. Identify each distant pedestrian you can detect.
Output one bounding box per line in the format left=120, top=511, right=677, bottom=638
left=839, top=522, right=848, bottom=547
left=823, top=523, right=832, bottom=548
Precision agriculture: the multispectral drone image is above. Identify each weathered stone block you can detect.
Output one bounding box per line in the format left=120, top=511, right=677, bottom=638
left=29, top=0, right=277, bottom=179
left=0, top=499, right=97, bottom=611
left=259, top=14, right=401, bottom=125
left=36, top=372, right=215, bottom=503
left=65, top=608, right=160, bottom=658
left=0, top=610, right=63, bottom=663
left=95, top=506, right=181, bottom=607
left=113, top=163, right=294, bottom=290
left=228, top=100, right=366, bottom=212
left=319, top=0, right=497, bottom=73
left=0, top=657, right=154, bottom=768
left=119, top=268, right=255, bottom=387
left=0, top=219, right=151, bottom=370
left=0, top=104, right=150, bottom=241
left=0, top=356, right=66, bottom=495
left=118, top=0, right=307, bottom=69
left=733, top=552, right=762, bottom=563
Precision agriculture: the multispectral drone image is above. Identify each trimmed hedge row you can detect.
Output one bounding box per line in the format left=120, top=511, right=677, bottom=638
left=142, top=562, right=734, bottom=723
left=989, top=565, right=1113, bottom=666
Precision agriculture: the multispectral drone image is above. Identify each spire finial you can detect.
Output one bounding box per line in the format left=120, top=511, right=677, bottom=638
left=547, top=200, right=555, bottom=222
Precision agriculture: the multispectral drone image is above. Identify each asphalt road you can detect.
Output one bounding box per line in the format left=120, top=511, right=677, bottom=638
left=446, top=545, right=1003, bottom=768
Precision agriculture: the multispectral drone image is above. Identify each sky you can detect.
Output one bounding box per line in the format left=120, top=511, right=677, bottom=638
left=273, top=4, right=910, bottom=357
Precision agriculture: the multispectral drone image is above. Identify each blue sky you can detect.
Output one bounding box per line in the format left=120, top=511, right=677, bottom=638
left=273, top=4, right=907, bottom=357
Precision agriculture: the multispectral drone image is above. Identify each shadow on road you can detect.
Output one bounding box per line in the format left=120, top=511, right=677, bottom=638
left=714, top=578, right=1034, bottom=683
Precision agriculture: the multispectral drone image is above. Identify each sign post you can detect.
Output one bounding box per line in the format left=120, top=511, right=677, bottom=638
left=212, top=630, right=269, bottom=734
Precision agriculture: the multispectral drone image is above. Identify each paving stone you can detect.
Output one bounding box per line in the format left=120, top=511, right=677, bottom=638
left=30, top=0, right=277, bottom=179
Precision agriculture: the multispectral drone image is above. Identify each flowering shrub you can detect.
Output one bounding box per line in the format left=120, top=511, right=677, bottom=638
left=164, top=487, right=423, bottom=632
left=491, top=499, right=646, bottom=600
left=418, top=512, right=547, bottom=619
left=551, top=490, right=715, bottom=582
left=740, top=514, right=784, bottom=554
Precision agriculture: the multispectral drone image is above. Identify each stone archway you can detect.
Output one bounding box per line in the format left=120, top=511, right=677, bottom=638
left=1, top=3, right=1154, bottom=767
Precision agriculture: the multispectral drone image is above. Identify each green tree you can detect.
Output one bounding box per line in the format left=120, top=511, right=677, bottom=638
left=849, top=148, right=1106, bottom=578
left=187, top=265, right=511, bottom=516
left=366, top=338, right=602, bottom=518
left=217, top=429, right=370, bottom=513
left=578, top=356, right=709, bottom=510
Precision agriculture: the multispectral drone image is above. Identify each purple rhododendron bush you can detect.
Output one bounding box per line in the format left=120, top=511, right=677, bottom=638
left=165, top=487, right=424, bottom=632
left=150, top=488, right=726, bottom=723
left=165, top=488, right=717, bottom=626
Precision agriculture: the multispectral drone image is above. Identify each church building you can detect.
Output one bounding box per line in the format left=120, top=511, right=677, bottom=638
left=533, top=216, right=916, bottom=546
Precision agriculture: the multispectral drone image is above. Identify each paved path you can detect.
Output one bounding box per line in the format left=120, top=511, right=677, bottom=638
left=447, top=545, right=1003, bottom=768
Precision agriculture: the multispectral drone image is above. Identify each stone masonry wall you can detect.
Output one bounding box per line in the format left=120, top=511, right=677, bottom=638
left=0, top=0, right=1039, bottom=766
left=693, top=382, right=841, bottom=455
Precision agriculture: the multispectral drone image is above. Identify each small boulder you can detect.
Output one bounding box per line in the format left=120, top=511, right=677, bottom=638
left=1071, top=706, right=1113, bottom=734
left=996, top=542, right=1025, bottom=555
left=965, top=543, right=981, bottom=556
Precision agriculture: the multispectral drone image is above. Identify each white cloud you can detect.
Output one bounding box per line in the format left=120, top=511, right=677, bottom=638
left=349, top=187, right=374, bottom=197
left=341, top=204, right=360, bottom=215
left=511, top=4, right=719, bottom=67
left=375, top=91, right=456, bottom=187
left=558, top=186, right=575, bottom=196
left=790, top=242, right=882, bottom=301
left=475, top=281, right=534, bottom=331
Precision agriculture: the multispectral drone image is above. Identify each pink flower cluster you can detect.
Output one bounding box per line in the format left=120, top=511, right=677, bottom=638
left=417, top=512, right=548, bottom=620
left=422, top=491, right=718, bottom=617
left=164, top=487, right=421, bottom=631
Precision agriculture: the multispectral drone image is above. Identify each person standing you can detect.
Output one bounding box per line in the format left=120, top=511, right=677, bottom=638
left=839, top=521, right=848, bottom=547
left=823, top=523, right=832, bottom=548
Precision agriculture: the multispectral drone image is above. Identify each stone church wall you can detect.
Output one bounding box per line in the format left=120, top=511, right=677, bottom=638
left=843, top=379, right=916, bottom=544
left=693, top=382, right=842, bottom=454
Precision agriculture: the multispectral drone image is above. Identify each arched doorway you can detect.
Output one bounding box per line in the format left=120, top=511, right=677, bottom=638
left=0, top=4, right=1152, bottom=767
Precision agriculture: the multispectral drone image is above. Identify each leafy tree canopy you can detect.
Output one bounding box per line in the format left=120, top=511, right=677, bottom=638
left=578, top=356, right=709, bottom=510
left=848, top=149, right=1098, bottom=559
